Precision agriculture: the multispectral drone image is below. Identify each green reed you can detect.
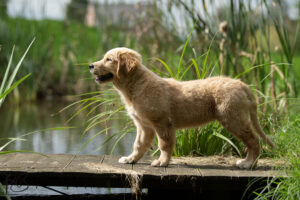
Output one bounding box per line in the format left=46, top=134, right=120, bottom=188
left=0, top=38, right=34, bottom=107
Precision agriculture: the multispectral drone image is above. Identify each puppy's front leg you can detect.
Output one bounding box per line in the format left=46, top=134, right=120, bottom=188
left=119, top=125, right=155, bottom=164
left=151, top=128, right=176, bottom=167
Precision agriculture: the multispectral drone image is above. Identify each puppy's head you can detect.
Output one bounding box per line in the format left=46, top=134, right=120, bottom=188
left=89, top=47, right=142, bottom=84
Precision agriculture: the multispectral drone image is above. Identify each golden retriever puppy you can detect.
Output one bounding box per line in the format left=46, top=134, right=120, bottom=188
left=89, top=47, right=274, bottom=169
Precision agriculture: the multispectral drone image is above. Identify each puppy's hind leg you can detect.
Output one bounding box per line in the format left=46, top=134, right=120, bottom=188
left=151, top=127, right=176, bottom=167
left=119, top=124, right=155, bottom=164
left=219, top=115, right=260, bottom=169
left=234, top=129, right=260, bottom=169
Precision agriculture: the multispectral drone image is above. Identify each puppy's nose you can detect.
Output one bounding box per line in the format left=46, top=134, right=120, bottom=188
left=89, top=64, right=94, bottom=69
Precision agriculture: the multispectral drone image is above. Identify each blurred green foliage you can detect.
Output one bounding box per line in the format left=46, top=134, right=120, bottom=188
left=0, top=17, right=140, bottom=100
left=66, top=0, right=88, bottom=23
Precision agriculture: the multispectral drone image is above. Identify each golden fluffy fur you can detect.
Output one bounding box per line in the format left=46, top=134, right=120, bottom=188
left=90, top=47, right=275, bottom=169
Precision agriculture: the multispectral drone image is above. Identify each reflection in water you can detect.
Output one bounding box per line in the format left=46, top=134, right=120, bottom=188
left=0, top=100, right=135, bottom=155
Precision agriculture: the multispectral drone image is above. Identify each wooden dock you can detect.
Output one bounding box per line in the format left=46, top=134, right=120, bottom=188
left=0, top=153, right=285, bottom=199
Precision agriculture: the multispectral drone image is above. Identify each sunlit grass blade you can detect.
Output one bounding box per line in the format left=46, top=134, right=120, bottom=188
left=86, top=111, right=111, bottom=125
left=17, top=127, right=75, bottom=138
left=65, top=100, right=102, bottom=123
left=83, top=106, right=125, bottom=134
left=213, top=132, right=241, bottom=157
left=151, top=148, right=160, bottom=156
left=73, top=91, right=102, bottom=97
left=151, top=65, right=171, bottom=77
left=235, top=63, right=290, bottom=79
left=176, top=28, right=194, bottom=79
left=0, top=46, right=15, bottom=95
left=202, top=33, right=216, bottom=78
left=86, top=103, right=103, bottom=116
left=0, top=127, right=74, bottom=154
left=94, top=132, right=119, bottom=152
left=0, top=39, right=34, bottom=107
left=0, top=73, right=31, bottom=100
left=154, top=57, right=174, bottom=78
left=0, top=138, right=27, bottom=151
left=85, top=104, right=124, bottom=124
left=207, top=63, right=217, bottom=78
left=179, top=53, right=207, bottom=80
left=192, top=58, right=201, bottom=79
left=77, top=128, right=109, bottom=153
left=179, top=63, right=193, bottom=80
left=5, top=38, right=35, bottom=92
left=57, top=97, right=101, bottom=113
left=110, top=127, right=135, bottom=155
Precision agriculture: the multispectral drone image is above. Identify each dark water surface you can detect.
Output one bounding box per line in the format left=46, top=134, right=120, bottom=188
left=0, top=100, right=135, bottom=155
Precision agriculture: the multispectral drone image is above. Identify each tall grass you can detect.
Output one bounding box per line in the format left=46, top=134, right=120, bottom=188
left=157, top=0, right=299, bottom=113
left=174, top=123, right=243, bottom=157
left=245, top=113, right=300, bottom=199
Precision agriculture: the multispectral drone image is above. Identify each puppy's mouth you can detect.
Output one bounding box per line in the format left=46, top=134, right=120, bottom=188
left=95, top=73, right=114, bottom=82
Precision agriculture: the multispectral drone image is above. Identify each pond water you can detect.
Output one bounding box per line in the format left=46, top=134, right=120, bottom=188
left=0, top=100, right=138, bottom=196
left=0, top=99, right=224, bottom=197
left=0, top=100, right=135, bottom=156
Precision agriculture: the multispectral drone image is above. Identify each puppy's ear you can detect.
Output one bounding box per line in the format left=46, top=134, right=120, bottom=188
left=117, top=51, right=142, bottom=78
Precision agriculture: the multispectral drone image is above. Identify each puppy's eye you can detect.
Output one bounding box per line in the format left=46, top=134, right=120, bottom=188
left=106, top=58, right=112, bottom=62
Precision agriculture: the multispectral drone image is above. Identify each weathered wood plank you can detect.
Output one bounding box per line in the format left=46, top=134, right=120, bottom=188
left=0, top=153, right=285, bottom=189
left=132, top=157, right=166, bottom=176
left=0, top=153, right=18, bottom=167
left=0, top=153, right=44, bottom=170
left=100, top=155, right=133, bottom=173
left=30, top=154, right=77, bottom=172
left=63, top=154, right=104, bottom=173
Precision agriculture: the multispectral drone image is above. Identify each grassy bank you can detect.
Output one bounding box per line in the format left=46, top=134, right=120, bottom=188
left=0, top=17, right=142, bottom=101
left=249, top=110, right=300, bottom=199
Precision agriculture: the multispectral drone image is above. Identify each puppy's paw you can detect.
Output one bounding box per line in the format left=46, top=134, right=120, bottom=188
left=118, top=156, right=135, bottom=164
left=151, top=159, right=169, bottom=167
left=236, top=159, right=253, bottom=169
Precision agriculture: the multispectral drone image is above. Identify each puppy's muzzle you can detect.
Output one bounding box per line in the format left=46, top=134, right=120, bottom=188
left=89, top=63, right=113, bottom=83
left=96, top=73, right=113, bottom=82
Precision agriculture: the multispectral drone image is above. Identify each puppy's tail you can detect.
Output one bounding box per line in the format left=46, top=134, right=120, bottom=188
left=250, top=103, right=275, bottom=148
